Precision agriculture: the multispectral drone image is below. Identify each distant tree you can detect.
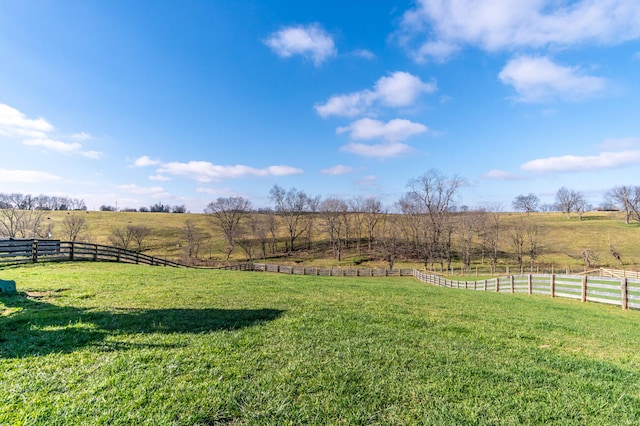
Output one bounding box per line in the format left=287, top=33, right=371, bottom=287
left=100, top=205, right=116, bottom=212
left=182, top=220, right=207, bottom=260
left=204, top=196, right=252, bottom=261
left=512, top=193, right=540, bottom=215
left=376, top=214, right=402, bottom=269
left=319, top=198, right=349, bottom=260
left=269, top=185, right=315, bottom=253
left=108, top=226, right=134, bottom=250
left=129, top=225, right=152, bottom=252
left=139, top=206, right=149, bottom=212
left=456, top=209, right=485, bottom=273
left=555, top=187, right=584, bottom=219
left=61, top=213, right=88, bottom=242
left=606, top=186, right=640, bottom=224
left=172, top=205, right=187, bottom=213
left=150, top=202, right=171, bottom=213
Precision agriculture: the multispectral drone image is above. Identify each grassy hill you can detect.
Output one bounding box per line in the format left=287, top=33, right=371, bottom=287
left=1, top=262, right=640, bottom=424
left=39, top=209, right=640, bottom=271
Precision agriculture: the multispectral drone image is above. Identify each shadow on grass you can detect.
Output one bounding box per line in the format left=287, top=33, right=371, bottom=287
left=0, top=292, right=284, bottom=358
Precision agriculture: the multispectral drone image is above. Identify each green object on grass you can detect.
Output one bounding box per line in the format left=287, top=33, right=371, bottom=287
left=0, top=279, right=16, bottom=293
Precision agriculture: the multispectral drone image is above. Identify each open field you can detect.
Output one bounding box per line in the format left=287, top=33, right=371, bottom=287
left=40, top=210, right=640, bottom=271
left=2, top=262, right=640, bottom=424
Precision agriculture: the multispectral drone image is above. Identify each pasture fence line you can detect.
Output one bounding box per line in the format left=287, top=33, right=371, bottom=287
left=0, top=239, right=185, bottom=268
left=250, top=263, right=414, bottom=277
left=413, top=269, right=640, bottom=311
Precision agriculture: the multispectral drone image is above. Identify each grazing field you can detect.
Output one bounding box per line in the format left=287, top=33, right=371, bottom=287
left=2, top=263, right=640, bottom=424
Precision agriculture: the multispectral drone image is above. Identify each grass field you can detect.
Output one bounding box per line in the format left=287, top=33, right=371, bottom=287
left=2, top=262, right=640, bottom=424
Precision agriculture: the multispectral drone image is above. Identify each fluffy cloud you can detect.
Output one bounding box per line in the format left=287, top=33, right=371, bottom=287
left=341, top=142, right=412, bottom=158
left=0, top=103, right=101, bottom=158
left=520, top=150, right=640, bottom=172
left=337, top=118, right=428, bottom=142
left=117, top=184, right=169, bottom=198
left=157, top=161, right=303, bottom=182
left=133, top=155, right=161, bottom=167
left=499, top=56, right=607, bottom=102
left=398, top=0, right=640, bottom=62
left=315, top=71, right=436, bottom=118
left=320, top=165, right=354, bottom=176
left=0, top=168, right=63, bottom=183
left=264, top=23, right=336, bottom=66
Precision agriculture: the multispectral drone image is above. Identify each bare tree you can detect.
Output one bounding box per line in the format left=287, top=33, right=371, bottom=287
left=109, top=226, right=134, bottom=250
left=0, top=196, right=47, bottom=238
left=457, top=209, right=485, bottom=273
left=406, top=169, right=465, bottom=269
left=480, top=205, right=502, bottom=274
left=62, top=213, right=88, bottom=242
left=362, top=197, right=382, bottom=251
left=607, top=186, right=640, bottom=224
left=511, top=218, right=526, bottom=272
left=182, top=219, right=207, bottom=260
left=204, top=196, right=252, bottom=261
left=269, top=185, right=313, bottom=253
left=129, top=225, right=152, bottom=252
left=556, top=187, right=584, bottom=220
left=525, top=222, right=543, bottom=272
left=512, top=193, right=540, bottom=215
left=581, top=248, right=598, bottom=269
left=319, top=198, right=348, bottom=260
left=376, top=214, right=402, bottom=269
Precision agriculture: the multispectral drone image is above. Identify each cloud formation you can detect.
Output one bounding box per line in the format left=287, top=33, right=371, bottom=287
left=0, top=168, right=63, bottom=183
left=321, top=165, right=354, bottom=176
left=341, top=142, right=412, bottom=159
left=157, top=161, right=303, bottom=183
left=264, top=23, right=336, bottom=66
left=520, top=150, right=640, bottom=172
left=337, top=118, right=428, bottom=142
left=398, top=0, right=640, bottom=62
left=0, top=103, right=101, bottom=158
left=498, top=56, right=607, bottom=102
left=315, top=71, right=436, bottom=117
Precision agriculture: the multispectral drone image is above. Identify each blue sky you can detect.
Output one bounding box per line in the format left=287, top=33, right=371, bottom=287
left=1, top=0, right=639, bottom=212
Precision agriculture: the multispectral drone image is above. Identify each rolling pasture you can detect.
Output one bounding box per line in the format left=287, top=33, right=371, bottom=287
left=2, top=262, right=640, bottom=424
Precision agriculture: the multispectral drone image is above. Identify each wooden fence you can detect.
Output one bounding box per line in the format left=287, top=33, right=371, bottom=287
left=0, top=239, right=185, bottom=268
left=413, top=270, right=640, bottom=310
left=251, top=263, right=414, bottom=277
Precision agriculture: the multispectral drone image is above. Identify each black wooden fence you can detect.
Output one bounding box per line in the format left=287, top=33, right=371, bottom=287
left=0, top=239, right=185, bottom=268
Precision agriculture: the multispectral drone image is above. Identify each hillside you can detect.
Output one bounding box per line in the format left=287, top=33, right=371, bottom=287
left=36, top=209, right=640, bottom=272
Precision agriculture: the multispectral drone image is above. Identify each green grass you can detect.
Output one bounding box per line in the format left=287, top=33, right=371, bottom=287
left=2, top=263, right=640, bottom=424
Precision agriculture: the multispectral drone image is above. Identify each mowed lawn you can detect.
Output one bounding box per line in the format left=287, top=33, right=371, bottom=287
left=1, top=263, right=640, bottom=425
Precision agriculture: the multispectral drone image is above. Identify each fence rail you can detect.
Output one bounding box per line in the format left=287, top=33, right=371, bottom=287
left=0, top=240, right=185, bottom=268
left=413, top=270, right=640, bottom=310
left=251, top=263, right=414, bottom=277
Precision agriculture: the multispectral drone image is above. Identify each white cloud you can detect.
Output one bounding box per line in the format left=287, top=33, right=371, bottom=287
left=117, top=184, right=169, bottom=198
left=341, top=142, right=412, bottom=158
left=0, top=168, right=63, bottom=183
left=498, top=56, right=607, bottom=102
left=23, top=138, right=82, bottom=153
left=355, top=175, right=378, bottom=187
left=521, top=150, right=640, bottom=172
left=315, top=71, right=436, bottom=118
left=157, top=161, right=303, bottom=182
left=482, top=169, right=525, bottom=180
left=321, top=165, right=354, bottom=176
left=397, top=0, right=640, bottom=62
left=0, top=103, right=53, bottom=139
left=0, top=103, right=101, bottom=158
left=264, top=23, right=336, bottom=66
left=337, top=118, right=428, bottom=142
left=134, top=155, right=161, bottom=167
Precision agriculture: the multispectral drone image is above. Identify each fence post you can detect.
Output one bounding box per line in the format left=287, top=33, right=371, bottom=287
left=550, top=274, right=555, bottom=298
left=496, top=277, right=500, bottom=293
left=510, top=276, right=515, bottom=293
left=32, top=240, right=38, bottom=263
left=484, top=279, right=487, bottom=291
left=93, top=245, right=97, bottom=261
left=70, top=241, right=75, bottom=261
left=528, top=274, right=532, bottom=295
left=581, top=275, right=588, bottom=302
left=117, top=248, right=121, bottom=263
left=621, top=277, right=628, bottom=310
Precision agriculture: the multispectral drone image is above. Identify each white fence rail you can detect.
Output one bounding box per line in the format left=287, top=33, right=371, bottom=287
left=413, top=270, right=640, bottom=310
